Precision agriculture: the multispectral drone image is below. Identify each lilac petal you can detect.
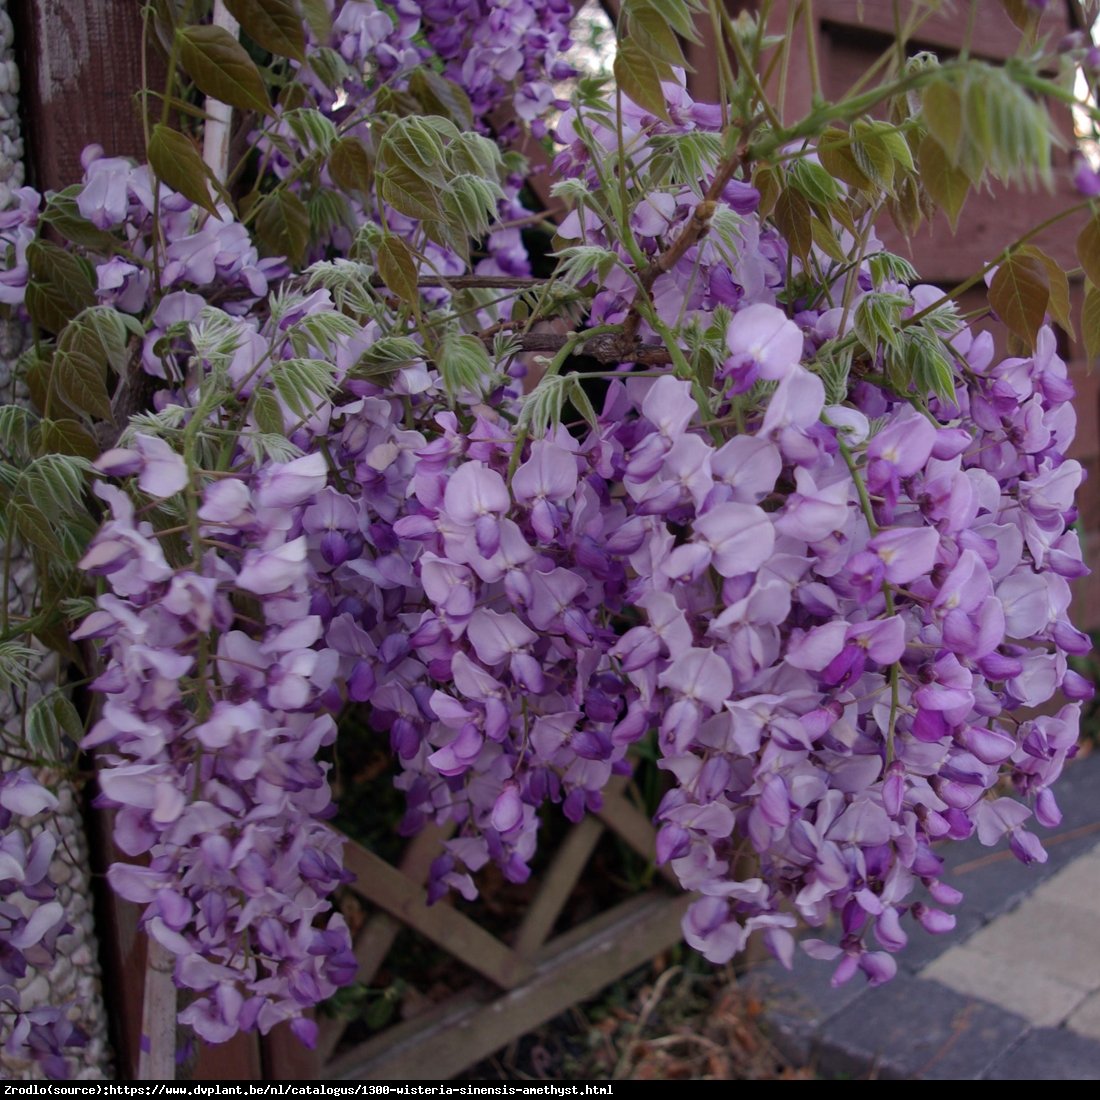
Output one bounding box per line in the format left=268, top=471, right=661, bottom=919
left=133, top=434, right=189, bottom=498
left=869, top=527, right=939, bottom=585
left=693, top=503, right=775, bottom=576
left=659, top=648, right=733, bottom=711
left=467, top=608, right=536, bottom=665
left=443, top=461, right=509, bottom=525
left=512, top=440, right=577, bottom=504
left=726, top=303, right=803, bottom=381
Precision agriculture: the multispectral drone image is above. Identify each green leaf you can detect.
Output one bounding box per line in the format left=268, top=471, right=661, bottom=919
left=329, top=136, right=374, bottom=196
left=349, top=335, right=425, bottom=379
left=307, top=46, right=351, bottom=90
left=773, top=187, right=813, bottom=264
left=254, top=189, right=310, bottom=266
left=0, top=405, right=39, bottom=457
left=869, top=252, right=919, bottom=287
left=1017, top=245, right=1072, bottom=336
left=177, top=25, right=273, bottom=116
left=446, top=133, right=503, bottom=181
left=1083, top=283, right=1100, bottom=361
left=251, top=385, right=286, bottom=436
left=24, top=241, right=96, bottom=335
left=519, top=372, right=571, bottom=437
left=788, top=159, right=841, bottom=208
left=376, top=234, right=419, bottom=306
left=224, top=0, right=306, bottom=62
left=613, top=39, right=671, bottom=122
left=989, top=253, right=1049, bottom=351
left=378, top=117, right=450, bottom=187
left=282, top=108, right=339, bottom=154
left=1076, top=215, right=1100, bottom=289
left=437, top=331, right=492, bottom=399
left=918, top=135, right=969, bottom=231
left=922, top=80, right=963, bottom=163
left=850, top=120, right=898, bottom=192
left=148, top=124, right=221, bottom=217
left=855, top=292, right=908, bottom=355
left=408, top=68, right=474, bottom=130
left=568, top=376, right=600, bottom=431
left=0, top=641, right=41, bottom=692
left=27, top=695, right=83, bottom=764
left=379, top=166, right=441, bottom=223
left=269, top=357, right=337, bottom=421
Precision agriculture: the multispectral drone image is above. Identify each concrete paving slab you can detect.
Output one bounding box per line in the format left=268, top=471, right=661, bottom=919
left=962, top=897, right=1100, bottom=990
left=1068, top=992, right=1100, bottom=1042
left=923, top=945, right=1090, bottom=1028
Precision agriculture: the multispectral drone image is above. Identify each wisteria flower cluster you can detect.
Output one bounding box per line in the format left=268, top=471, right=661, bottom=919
left=0, top=0, right=1094, bottom=1072
left=0, top=771, right=85, bottom=1076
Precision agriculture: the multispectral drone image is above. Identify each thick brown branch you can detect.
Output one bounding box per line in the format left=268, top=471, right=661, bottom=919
left=369, top=275, right=548, bottom=290
left=484, top=331, right=672, bottom=365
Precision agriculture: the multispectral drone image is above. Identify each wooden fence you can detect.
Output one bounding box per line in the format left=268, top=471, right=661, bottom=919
left=10, top=0, right=1097, bottom=1080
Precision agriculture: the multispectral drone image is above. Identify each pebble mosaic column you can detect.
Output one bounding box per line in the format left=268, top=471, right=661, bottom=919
left=0, top=1, right=111, bottom=1079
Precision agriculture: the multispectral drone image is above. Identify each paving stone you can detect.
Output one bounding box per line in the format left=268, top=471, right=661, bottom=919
left=743, top=957, right=869, bottom=1065
left=816, top=975, right=1029, bottom=1080
left=1068, top=992, right=1100, bottom=1041
left=984, top=1027, right=1100, bottom=1080
left=1031, top=847, right=1100, bottom=916
left=922, top=945, right=1089, bottom=1027
left=962, top=898, right=1100, bottom=990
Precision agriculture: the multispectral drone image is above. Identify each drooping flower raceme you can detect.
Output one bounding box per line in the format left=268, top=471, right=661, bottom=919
left=0, top=0, right=1091, bottom=1066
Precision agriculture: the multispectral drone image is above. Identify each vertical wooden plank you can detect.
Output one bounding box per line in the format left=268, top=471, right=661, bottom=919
left=11, top=0, right=153, bottom=189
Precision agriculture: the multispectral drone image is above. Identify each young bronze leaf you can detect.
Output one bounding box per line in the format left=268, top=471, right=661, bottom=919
left=41, top=187, right=118, bottom=252
left=377, top=234, right=419, bottom=306
left=614, top=39, right=671, bottom=122
left=379, top=166, right=440, bottom=223
left=1017, top=245, right=1072, bottom=336
left=921, top=80, right=963, bottom=164
left=255, top=189, right=310, bottom=266
left=329, top=136, right=374, bottom=196
left=31, top=418, right=99, bottom=460
left=1076, top=214, right=1100, bottom=289
left=148, top=124, right=220, bottom=217
left=298, top=0, right=331, bottom=41
left=1083, top=283, right=1100, bottom=361
left=224, top=0, right=306, bottom=62
left=918, top=135, right=969, bottom=231
left=408, top=68, right=475, bottom=130
left=988, top=253, right=1049, bottom=350
left=774, top=187, right=813, bottom=264
left=628, top=6, right=689, bottom=69
left=818, top=128, right=873, bottom=192
left=24, top=241, right=96, bottom=335
left=177, top=25, right=273, bottom=116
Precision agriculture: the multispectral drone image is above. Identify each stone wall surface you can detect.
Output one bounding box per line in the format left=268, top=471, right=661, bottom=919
left=0, top=0, right=110, bottom=1079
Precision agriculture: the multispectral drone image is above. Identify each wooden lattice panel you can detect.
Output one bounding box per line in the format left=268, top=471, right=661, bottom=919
left=273, top=780, right=688, bottom=1081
